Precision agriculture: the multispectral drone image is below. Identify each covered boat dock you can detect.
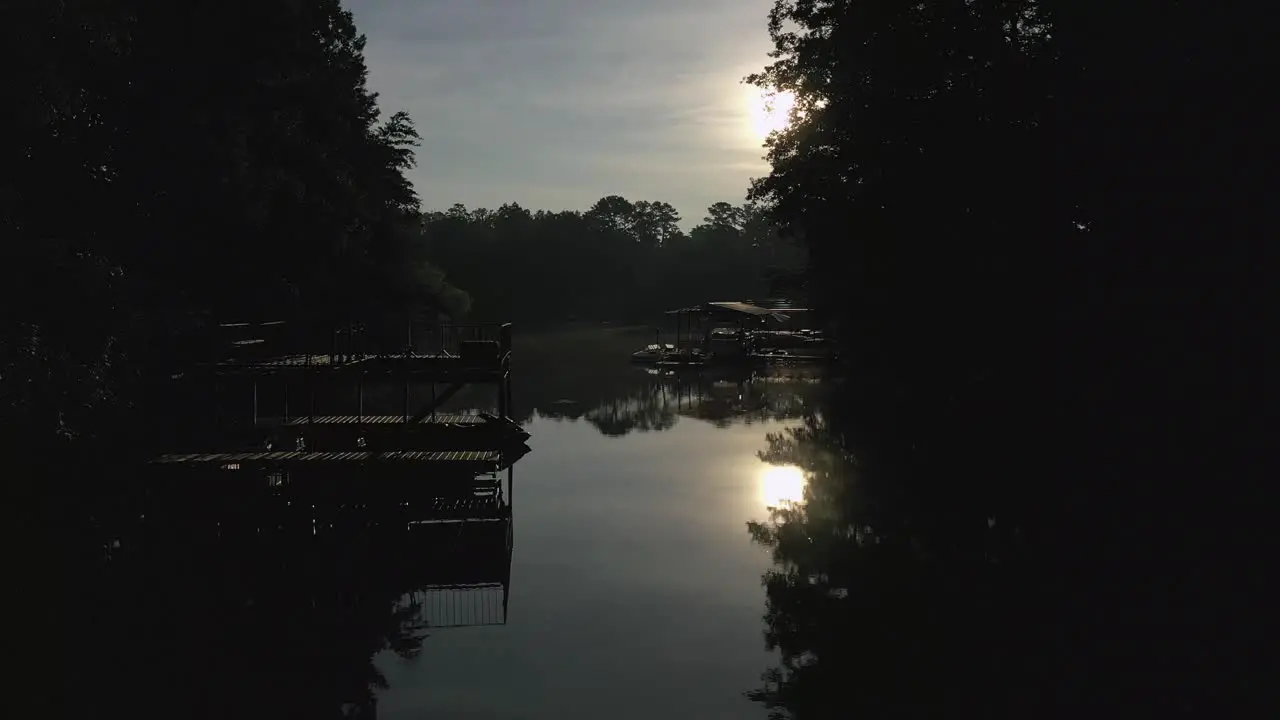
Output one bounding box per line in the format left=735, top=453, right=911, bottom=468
left=656, top=300, right=828, bottom=364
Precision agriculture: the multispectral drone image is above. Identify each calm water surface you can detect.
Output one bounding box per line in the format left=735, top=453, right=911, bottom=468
left=375, top=420, right=791, bottom=718
left=374, top=328, right=819, bottom=718
left=83, top=327, right=822, bottom=718
left=46, top=328, right=1243, bottom=717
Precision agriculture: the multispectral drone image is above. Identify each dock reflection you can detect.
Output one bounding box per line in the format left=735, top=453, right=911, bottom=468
left=89, top=455, right=524, bottom=719
left=573, top=367, right=823, bottom=436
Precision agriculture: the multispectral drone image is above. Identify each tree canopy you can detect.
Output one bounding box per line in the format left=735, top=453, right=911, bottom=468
left=742, top=2, right=1267, bottom=715
left=746, top=0, right=1266, bottom=413
left=747, top=0, right=1058, bottom=391
left=419, top=197, right=804, bottom=324
left=3, top=0, right=466, bottom=447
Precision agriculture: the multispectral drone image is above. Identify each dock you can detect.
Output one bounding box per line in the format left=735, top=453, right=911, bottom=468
left=131, top=319, right=526, bottom=640
left=195, top=320, right=516, bottom=423
left=207, top=352, right=512, bottom=383
left=149, top=318, right=530, bottom=528
left=151, top=449, right=506, bottom=467
left=640, top=300, right=834, bottom=366
left=202, top=321, right=511, bottom=376
left=279, top=413, right=486, bottom=425
left=263, top=413, right=531, bottom=451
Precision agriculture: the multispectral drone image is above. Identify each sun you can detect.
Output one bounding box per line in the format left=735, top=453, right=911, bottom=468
left=748, top=88, right=796, bottom=141
left=759, top=464, right=807, bottom=508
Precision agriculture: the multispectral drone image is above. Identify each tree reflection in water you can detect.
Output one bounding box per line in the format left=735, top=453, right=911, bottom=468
left=68, top=463, right=516, bottom=720
left=566, top=367, right=823, bottom=437
left=746, top=388, right=1043, bottom=719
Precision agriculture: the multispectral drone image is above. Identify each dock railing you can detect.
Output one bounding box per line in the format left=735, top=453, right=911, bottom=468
left=218, top=320, right=290, bottom=363
left=407, top=321, right=511, bottom=360
left=206, top=320, right=512, bottom=369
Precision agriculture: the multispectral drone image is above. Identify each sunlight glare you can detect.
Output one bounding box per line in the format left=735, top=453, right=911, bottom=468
left=748, top=88, right=796, bottom=141
left=760, top=464, right=807, bottom=508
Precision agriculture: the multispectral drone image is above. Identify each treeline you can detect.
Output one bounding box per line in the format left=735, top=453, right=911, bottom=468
left=4, top=0, right=462, bottom=451
left=420, top=197, right=804, bottom=324
left=745, top=1, right=1264, bottom=715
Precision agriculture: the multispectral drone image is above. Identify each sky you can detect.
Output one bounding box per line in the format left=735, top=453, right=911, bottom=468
left=345, top=0, right=781, bottom=225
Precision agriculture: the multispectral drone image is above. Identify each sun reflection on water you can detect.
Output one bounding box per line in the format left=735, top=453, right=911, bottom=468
left=759, top=464, right=807, bottom=508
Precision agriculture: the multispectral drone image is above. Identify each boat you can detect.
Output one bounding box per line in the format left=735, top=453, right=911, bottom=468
left=630, top=343, right=676, bottom=363
left=656, top=347, right=712, bottom=366
left=747, top=330, right=833, bottom=359
left=708, top=327, right=748, bottom=361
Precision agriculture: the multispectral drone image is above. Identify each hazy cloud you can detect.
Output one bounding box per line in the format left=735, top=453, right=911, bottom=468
left=345, top=0, right=775, bottom=223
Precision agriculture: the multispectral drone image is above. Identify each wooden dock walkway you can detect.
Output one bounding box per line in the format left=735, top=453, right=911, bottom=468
left=408, top=495, right=509, bottom=521
left=156, top=320, right=524, bottom=473
left=198, top=321, right=512, bottom=374
left=265, top=414, right=530, bottom=452
left=205, top=352, right=509, bottom=380
left=279, top=414, right=484, bottom=426
left=152, top=449, right=504, bottom=466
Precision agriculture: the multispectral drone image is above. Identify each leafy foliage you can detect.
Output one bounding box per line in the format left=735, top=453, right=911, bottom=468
left=420, top=198, right=804, bottom=323
left=3, top=0, right=465, bottom=448
left=747, top=0, right=1059, bottom=391
left=742, top=1, right=1267, bottom=716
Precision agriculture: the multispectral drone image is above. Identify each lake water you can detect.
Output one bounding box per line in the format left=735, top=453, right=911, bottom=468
left=76, top=326, right=825, bottom=719
left=375, top=420, right=779, bottom=718
left=32, top=327, right=1244, bottom=718
left=372, top=327, right=820, bottom=718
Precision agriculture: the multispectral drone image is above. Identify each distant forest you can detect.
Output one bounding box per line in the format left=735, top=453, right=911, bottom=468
left=421, top=198, right=805, bottom=324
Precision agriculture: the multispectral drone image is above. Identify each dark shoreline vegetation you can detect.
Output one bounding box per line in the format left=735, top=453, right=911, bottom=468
left=6, top=0, right=1264, bottom=718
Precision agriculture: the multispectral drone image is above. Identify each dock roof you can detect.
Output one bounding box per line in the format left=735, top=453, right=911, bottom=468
left=664, top=301, right=792, bottom=321
left=708, top=301, right=776, bottom=316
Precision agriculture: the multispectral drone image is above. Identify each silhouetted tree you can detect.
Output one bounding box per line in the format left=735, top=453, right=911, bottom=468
left=631, top=200, right=684, bottom=248
left=743, top=1, right=1268, bottom=715
left=422, top=197, right=804, bottom=323
left=3, top=0, right=467, bottom=456
left=747, top=0, right=1058, bottom=399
